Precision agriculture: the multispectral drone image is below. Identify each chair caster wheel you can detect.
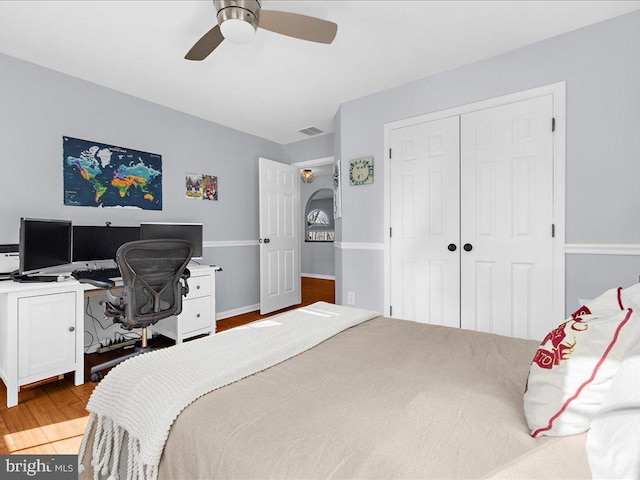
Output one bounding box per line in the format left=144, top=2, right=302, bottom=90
left=90, top=372, right=104, bottom=382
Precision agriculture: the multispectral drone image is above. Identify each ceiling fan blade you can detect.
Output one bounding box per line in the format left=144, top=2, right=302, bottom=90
left=185, top=24, right=225, bottom=61
left=258, top=10, right=337, bottom=44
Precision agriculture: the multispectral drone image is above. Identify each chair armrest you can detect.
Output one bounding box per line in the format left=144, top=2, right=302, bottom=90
left=78, top=278, right=124, bottom=310
left=78, top=278, right=116, bottom=289
left=181, top=268, right=191, bottom=297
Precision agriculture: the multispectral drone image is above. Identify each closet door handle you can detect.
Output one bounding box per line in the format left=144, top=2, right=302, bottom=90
left=463, top=243, right=473, bottom=252
left=447, top=243, right=457, bottom=252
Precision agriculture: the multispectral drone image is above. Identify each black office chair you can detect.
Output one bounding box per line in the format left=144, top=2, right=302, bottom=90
left=80, top=239, right=193, bottom=382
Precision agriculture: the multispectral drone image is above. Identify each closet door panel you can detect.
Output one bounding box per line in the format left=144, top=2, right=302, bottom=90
left=460, top=95, right=554, bottom=340
left=389, top=116, right=460, bottom=327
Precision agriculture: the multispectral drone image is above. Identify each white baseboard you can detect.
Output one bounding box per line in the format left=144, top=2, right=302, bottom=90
left=216, top=304, right=259, bottom=321
left=302, top=273, right=335, bottom=280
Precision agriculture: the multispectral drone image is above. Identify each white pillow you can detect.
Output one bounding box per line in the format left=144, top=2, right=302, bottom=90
left=621, top=282, right=640, bottom=312
left=586, top=342, right=640, bottom=479
left=524, top=296, right=640, bottom=437
left=575, top=286, right=625, bottom=317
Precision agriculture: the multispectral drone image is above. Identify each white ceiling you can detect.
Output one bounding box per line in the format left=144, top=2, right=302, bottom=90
left=0, top=1, right=638, bottom=145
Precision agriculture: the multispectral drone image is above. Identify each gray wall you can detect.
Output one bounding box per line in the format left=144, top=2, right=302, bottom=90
left=0, top=52, right=281, bottom=315
left=301, top=175, right=335, bottom=277
left=282, top=133, right=334, bottom=163
left=335, top=10, right=640, bottom=315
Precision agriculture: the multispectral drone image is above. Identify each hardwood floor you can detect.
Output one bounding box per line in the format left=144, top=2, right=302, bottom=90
left=0, top=277, right=334, bottom=455
left=216, top=276, right=335, bottom=330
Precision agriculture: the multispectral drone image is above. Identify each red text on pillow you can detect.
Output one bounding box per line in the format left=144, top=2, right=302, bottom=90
left=533, top=318, right=589, bottom=370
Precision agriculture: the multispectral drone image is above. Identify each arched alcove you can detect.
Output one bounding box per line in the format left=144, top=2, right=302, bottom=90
left=305, top=188, right=334, bottom=242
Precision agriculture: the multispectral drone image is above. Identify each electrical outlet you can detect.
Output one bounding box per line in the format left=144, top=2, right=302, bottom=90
left=347, top=291, right=356, bottom=305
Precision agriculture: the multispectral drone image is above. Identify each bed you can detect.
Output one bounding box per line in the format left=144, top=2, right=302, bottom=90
left=79, top=302, right=593, bottom=480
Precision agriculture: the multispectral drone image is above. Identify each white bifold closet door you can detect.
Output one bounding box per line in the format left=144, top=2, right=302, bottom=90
left=389, top=116, right=461, bottom=328
left=389, top=95, right=554, bottom=340
left=460, top=95, right=554, bottom=340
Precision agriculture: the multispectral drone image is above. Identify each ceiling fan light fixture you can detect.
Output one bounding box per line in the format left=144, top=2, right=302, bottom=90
left=220, top=18, right=256, bottom=43
left=187, top=0, right=336, bottom=61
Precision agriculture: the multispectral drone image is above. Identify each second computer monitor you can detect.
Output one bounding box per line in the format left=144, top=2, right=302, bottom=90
left=139, top=223, right=203, bottom=258
left=73, top=225, right=141, bottom=262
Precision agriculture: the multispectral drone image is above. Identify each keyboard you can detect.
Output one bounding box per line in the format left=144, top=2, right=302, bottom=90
left=71, top=267, right=121, bottom=281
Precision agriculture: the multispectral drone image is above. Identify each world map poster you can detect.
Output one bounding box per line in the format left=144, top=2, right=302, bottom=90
left=63, top=137, right=162, bottom=210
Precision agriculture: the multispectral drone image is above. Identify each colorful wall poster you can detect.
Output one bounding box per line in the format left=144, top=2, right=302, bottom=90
left=63, top=136, right=162, bottom=210
left=186, top=173, right=203, bottom=199
left=202, top=175, right=218, bottom=201
left=186, top=172, right=218, bottom=201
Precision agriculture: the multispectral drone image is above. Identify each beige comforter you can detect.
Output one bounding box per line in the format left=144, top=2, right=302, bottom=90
left=84, top=316, right=592, bottom=479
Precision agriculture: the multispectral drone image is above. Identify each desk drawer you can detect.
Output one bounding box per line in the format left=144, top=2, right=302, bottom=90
left=188, top=275, right=211, bottom=299
left=181, top=296, right=212, bottom=334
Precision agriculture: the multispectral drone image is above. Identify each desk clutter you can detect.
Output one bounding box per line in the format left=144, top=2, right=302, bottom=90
left=0, top=244, right=19, bottom=279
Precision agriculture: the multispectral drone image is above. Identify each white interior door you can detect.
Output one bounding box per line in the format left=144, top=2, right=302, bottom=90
left=259, top=157, right=301, bottom=314
left=389, top=116, right=461, bottom=327
left=460, top=95, right=554, bottom=340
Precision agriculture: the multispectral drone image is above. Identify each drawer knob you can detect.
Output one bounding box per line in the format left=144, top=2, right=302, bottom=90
left=196, top=285, right=201, bottom=289
left=68, top=326, right=75, bottom=332
left=196, top=313, right=201, bottom=318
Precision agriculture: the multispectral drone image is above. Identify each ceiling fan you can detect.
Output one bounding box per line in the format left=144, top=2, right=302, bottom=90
left=185, top=0, right=338, bottom=61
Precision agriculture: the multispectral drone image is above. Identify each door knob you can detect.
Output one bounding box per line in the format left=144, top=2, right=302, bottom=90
left=463, top=243, right=473, bottom=252
left=264, top=238, right=271, bottom=244
left=68, top=326, right=75, bottom=332
left=447, top=243, right=457, bottom=252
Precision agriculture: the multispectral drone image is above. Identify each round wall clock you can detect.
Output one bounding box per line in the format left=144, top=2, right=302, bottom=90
left=349, top=156, right=374, bottom=186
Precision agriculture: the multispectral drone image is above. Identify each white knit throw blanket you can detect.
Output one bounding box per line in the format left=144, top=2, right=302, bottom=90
left=79, top=302, right=379, bottom=480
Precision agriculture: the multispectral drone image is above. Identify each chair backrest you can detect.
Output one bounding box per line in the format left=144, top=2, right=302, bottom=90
left=115, top=239, right=193, bottom=329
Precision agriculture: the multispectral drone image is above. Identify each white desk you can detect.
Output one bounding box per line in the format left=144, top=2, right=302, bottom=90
left=0, top=264, right=217, bottom=407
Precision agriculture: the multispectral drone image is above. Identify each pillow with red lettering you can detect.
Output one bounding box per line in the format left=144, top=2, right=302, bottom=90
left=524, top=288, right=640, bottom=437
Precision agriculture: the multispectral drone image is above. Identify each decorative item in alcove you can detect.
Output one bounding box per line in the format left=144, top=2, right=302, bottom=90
left=63, top=136, right=162, bottom=210
left=333, top=158, right=342, bottom=219
left=186, top=173, right=218, bottom=201
left=307, top=209, right=330, bottom=226
left=349, top=156, right=374, bottom=186
left=307, top=231, right=335, bottom=242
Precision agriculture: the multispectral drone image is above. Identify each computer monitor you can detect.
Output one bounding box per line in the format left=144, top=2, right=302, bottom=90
left=73, top=225, right=141, bottom=262
left=139, top=222, right=203, bottom=258
left=19, top=218, right=72, bottom=275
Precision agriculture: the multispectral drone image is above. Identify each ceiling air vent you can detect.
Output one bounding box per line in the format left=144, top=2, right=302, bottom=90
left=298, top=126, right=324, bottom=136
